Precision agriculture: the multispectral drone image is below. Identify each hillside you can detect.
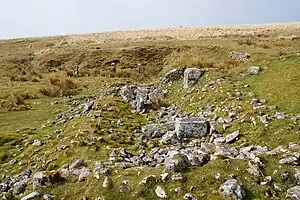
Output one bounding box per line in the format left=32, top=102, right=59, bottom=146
left=0, top=23, right=300, bottom=200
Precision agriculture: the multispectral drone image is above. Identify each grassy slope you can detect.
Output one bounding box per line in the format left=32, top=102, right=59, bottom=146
left=0, top=25, right=299, bottom=199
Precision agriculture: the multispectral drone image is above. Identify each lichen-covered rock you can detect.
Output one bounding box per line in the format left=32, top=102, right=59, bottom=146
left=219, top=179, right=245, bottom=200
left=120, top=85, right=136, bottom=101
left=175, top=117, right=209, bottom=141
left=164, top=150, right=190, bottom=173
left=248, top=66, right=260, bottom=75
left=183, top=68, right=204, bottom=88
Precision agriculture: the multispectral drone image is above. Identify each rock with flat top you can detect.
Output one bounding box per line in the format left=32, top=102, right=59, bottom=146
left=183, top=68, right=204, bottom=88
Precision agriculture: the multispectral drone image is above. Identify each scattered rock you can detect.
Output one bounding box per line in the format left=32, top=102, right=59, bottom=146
left=164, top=150, right=190, bottom=173
left=155, top=186, right=167, bottom=198
left=12, top=180, right=27, bottom=195
left=229, top=51, right=250, bottom=61
left=102, top=177, right=111, bottom=189
left=119, top=180, right=130, bottom=193
left=160, top=173, right=169, bottom=182
left=247, top=66, right=260, bottom=75
left=183, top=193, right=198, bottom=200
left=43, top=194, right=56, bottom=200
left=274, top=112, right=286, bottom=120
left=219, top=179, right=245, bottom=200
left=225, top=131, right=240, bottom=143
left=32, top=139, right=42, bottom=146
left=21, top=192, right=40, bottom=200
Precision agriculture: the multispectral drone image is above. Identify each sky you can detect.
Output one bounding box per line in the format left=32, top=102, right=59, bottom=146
left=0, top=0, right=300, bottom=39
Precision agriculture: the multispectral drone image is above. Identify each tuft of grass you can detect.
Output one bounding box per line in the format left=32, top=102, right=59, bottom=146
left=40, top=77, right=79, bottom=97
left=1, top=93, right=33, bottom=112
left=150, top=96, right=170, bottom=110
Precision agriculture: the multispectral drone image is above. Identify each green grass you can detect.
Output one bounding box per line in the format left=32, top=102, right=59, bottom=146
left=1, top=28, right=300, bottom=200
left=245, top=57, right=300, bottom=113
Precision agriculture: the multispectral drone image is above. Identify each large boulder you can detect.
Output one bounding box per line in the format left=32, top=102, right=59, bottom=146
left=183, top=68, right=204, bottom=88
left=164, top=151, right=190, bottom=173
left=163, top=68, right=186, bottom=83
left=175, top=118, right=209, bottom=141
left=219, top=179, right=245, bottom=200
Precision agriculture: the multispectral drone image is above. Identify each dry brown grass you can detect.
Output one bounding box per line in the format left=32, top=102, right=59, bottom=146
left=1, top=93, right=36, bottom=112
left=64, top=23, right=300, bottom=44
left=237, top=36, right=256, bottom=46
left=40, top=77, right=79, bottom=97
left=150, top=96, right=170, bottom=110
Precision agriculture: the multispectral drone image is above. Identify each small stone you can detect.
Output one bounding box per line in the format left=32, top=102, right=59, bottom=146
left=215, top=173, right=221, bottom=180
left=21, top=192, right=40, bottom=200
left=155, top=186, right=167, bottom=198
left=8, top=159, right=17, bottom=165
left=279, top=156, right=298, bottom=165
left=184, top=193, right=198, bottom=200
left=69, top=159, right=85, bottom=169
left=119, top=180, right=130, bottom=193
left=32, top=139, right=42, bottom=146
left=160, top=173, right=169, bottom=182
left=43, top=194, right=56, bottom=200
left=174, top=187, right=184, bottom=194
left=260, top=176, right=272, bottom=185
left=274, top=112, right=286, bottom=120
left=102, top=177, right=111, bottom=189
